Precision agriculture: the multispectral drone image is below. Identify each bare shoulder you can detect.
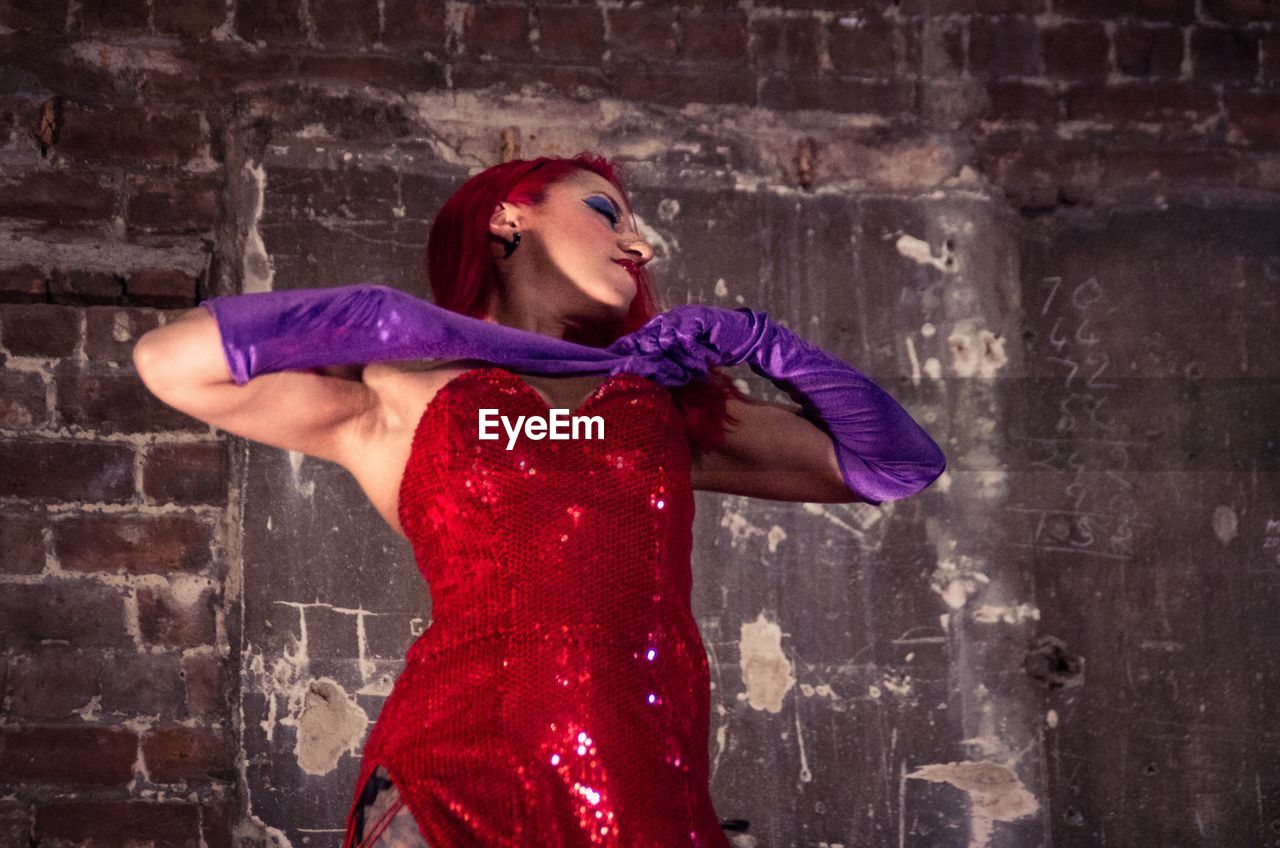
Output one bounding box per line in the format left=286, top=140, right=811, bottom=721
left=347, top=358, right=490, bottom=451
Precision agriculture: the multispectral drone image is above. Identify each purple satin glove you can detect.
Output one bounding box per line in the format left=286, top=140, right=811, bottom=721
left=605, top=305, right=947, bottom=504
left=200, top=284, right=702, bottom=387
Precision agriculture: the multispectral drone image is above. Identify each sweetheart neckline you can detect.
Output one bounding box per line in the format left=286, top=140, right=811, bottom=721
left=395, top=366, right=660, bottom=531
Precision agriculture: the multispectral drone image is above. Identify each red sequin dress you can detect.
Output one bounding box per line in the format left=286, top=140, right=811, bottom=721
left=340, top=366, right=732, bottom=848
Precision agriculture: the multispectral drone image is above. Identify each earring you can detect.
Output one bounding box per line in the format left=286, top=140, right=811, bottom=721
left=505, top=232, right=521, bottom=258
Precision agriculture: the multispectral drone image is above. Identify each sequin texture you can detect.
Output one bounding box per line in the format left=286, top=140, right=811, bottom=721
left=340, top=367, right=730, bottom=848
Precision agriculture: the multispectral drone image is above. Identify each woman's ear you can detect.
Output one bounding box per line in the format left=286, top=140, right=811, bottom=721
left=488, top=201, right=522, bottom=239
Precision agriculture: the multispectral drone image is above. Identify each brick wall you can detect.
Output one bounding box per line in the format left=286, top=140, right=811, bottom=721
left=0, top=1, right=1275, bottom=846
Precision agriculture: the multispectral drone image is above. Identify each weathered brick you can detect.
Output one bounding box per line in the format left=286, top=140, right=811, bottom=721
left=452, top=61, right=609, bottom=102
left=293, top=53, right=447, bottom=89
left=382, top=0, right=448, bottom=48
left=0, top=800, right=30, bottom=847
left=983, top=80, right=1059, bottom=124
left=537, top=5, right=605, bottom=62
left=0, top=0, right=68, bottom=32
left=53, top=513, right=214, bottom=574
left=49, top=268, right=123, bottom=305
left=899, top=0, right=1044, bottom=11
left=679, top=11, right=747, bottom=65
left=1225, top=89, right=1280, bottom=144
left=0, top=726, right=137, bottom=784
left=6, top=647, right=99, bottom=718
left=752, top=17, right=822, bottom=74
left=829, top=13, right=898, bottom=76
left=607, top=6, right=677, bottom=62
left=1115, top=24, right=1185, bottom=78
left=1055, top=0, right=1195, bottom=22
left=55, top=102, right=206, bottom=165
left=183, top=653, right=231, bottom=720
left=969, top=16, right=1042, bottom=78
left=1065, top=81, right=1218, bottom=126
left=760, top=74, right=916, bottom=115
left=1264, top=31, right=1280, bottom=82
left=126, top=173, right=219, bottom=234
left=0, top=509, right=45, bottom=574
left=0, top=170, right=116, bottom=226
left=137, top=584, right=218, bottom=647
left=0, top=439, right=134, bottom=502
left=311, top=0, right=379, bottom=46
left=1202, top=0, right=1280, bottom=22
left=143, top=725, right=235, bottom=782
left=904, top=17, right=964, bottom=79
left=0, top=370, right=47, bottom=430
left=235, top=0, right=305, bottom=43
left=35, top=800, right=199, bottom=845
left=57, top=371, right=207, bottom=434
left=264, top=165, right=402, bottom=222
left=84, top=305, right=163, bottom=363
left=1190, top=27, right=1259, bottom=81
left=985, top=143, right=1103, bottom=209
left=0, top=264, right=47, bottom=303
left=126, top=268, right=200, bottom=308
left=463, top=4, right=531, bottom=61
left=1043, top=21, right=1111, bottom=80
left=80, top=0, right=149, bottom=33
left=0, top=581, right=131, bottom=648
left=0, top=302, right=79, bottom=358
left=143, top=442, right=229, bottom=504
left=614, top=65, right=755, bottom=107
left=200, top=794, right=234, bottom=848
left=98, top=651, right=186, bottom=718
left=154, top=0, right=227, bottom=39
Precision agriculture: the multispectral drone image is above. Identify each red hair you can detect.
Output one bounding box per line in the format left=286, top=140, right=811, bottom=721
left=425, top=151, right=754, bottom=456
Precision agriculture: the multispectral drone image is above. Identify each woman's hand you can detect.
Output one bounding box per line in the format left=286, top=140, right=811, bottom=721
left=605, top=305, right=772, bottom=383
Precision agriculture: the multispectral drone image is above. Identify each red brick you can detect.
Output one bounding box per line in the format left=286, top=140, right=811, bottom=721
left=312, top=0, right=380, bottom=46
left=183, top=653, right=231, bottom=720
left=49, top=268, right=123, bottom=305
left=1055, top=0, right=1195, bottom=22
left=1225, top=90, right=1280, bottom=145
left=986, top=144, right=1103, bottom=209
left=143, top=725, right=235, bottom=782
left=1264, top=31, right=1280, bottom=81
left=0, top=264, right=47, bottom=303
left=0, top=726, right=137, bottom=784
left=899, top=0, right=1044, bottom=11
left=99, top=651, right=187, bottom=718
left=614, top=65, right=755, bottom=107
left=452, top=61, right=608, bottom=101
left=1202, top=0, right=1280, bottom=22
left=1065, top=81, right=1217, bottom=126
left=679, top=11, right=747, bottom=64
left=235, top=0, right=305, bottom=43
left=126, top=268, right=200, bottom=308
left=463, top=5, right=531, bottom=61
left=58, top=371, right=207, bottom=434
left=126, top=173, right=220, bottom=234
left=53, top=513, right=214, bottom=574
left=200, top=795, right=234, bottom=848
left=0, top=439, right=134, bottom=501
left=982, top=80, right=1059, bottom=124
left=537, top=5, right=605, bottom=62
left=607, top=6, right=677, bottom=61
left=154, top=0, right=227, bottom=39
left=829, top=13, right=898, bottom=76
left=55, top=102, right=207, bottom=165
left=0, top=509, right=44, bottom=574
left=84, top=305, right=163, bottom=363
left=137, top=584, right=217, bottom=647
left=752, top=17, right=822, bottom=74
left=0, top=302, right=79, bottom=358
left=382, top=0, right=448, bottom=47
left=143, top=442, right=229, bottom=504
left=904, top=17, right=964, bottom=78
left=0, top=370, right=48, bottom=430
left=760, top=74, right=916, bottom=115
left=1043, top=21, right=1111, bottom=80
left=0, top=581, right=132, bottom=647
left=969, top=16, right=1042, bottom=78
left=0, top=170, right=116, bottom=226
left=80, top=0, right=149, bottom=33
left=35, top=800, right=199, bottom=845
left=1115, top=24, right=1185, bottom=78
left=0, top=0, right=69, bottom=32
left=1190, top=27, right=1259, bottom=80
left=293, top=53, right=447, bottom=89
left=0, top=800, right=30, bottom=846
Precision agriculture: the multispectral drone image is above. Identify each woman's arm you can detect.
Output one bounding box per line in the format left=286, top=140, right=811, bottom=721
left=133, top=306, right=377, bottom=467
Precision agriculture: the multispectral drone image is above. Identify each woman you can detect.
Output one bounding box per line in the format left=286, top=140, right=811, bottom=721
left=134, top=152, right=945, bottom=846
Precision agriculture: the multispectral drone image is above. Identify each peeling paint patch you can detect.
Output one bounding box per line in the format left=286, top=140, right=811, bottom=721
left=70, top=41, right=187, bottom=75
left=1212, top=505, right=1237, bottom=545
left=738, top=612, right=795, bottom=713
left=906, top=759, right=1039, bottom=848
left=973, top=603, right=1040, bottom=625
left=930, top=554, right=990, bottom=610
left=948, top=326, right=1008, bottom=379
left=243, top=159, right=274, bottom=293
left=894, top=233, right=955, bottom=274
left=294, top=677, right=369, bottom=776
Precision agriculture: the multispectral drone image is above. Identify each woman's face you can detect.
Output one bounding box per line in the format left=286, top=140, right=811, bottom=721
left=488, top=170, right=653, bottom=330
